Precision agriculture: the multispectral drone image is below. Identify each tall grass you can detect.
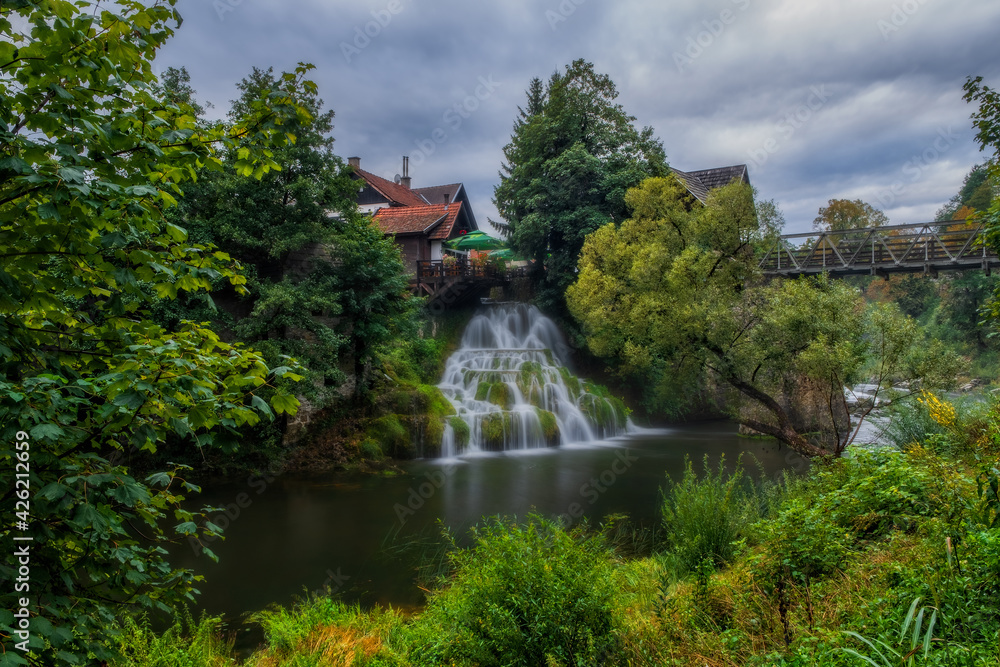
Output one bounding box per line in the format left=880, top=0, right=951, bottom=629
left=112, top=609, right=234, bottom=667
left=660, top=455, right=762, bottom=574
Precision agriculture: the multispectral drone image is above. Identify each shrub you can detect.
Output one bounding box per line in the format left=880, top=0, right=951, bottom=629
left=660, top=456, right=758, bottom=574
left=111, top=610, right=232, bottom=667
left=409, top=514, right=619, bottom=666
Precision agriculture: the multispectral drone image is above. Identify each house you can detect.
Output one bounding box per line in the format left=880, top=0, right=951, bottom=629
left=348, top=156, right=480, bottom=273
left=671, top=164, right=750, bottom=204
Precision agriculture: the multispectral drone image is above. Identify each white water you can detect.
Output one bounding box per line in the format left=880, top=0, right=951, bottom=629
left=437, top=303, right=631, bottom=456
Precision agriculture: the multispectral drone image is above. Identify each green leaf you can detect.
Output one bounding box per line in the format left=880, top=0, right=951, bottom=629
left=37, top=201, right=60, bottom=220
left=270, top=392, right=300, bottom=415
left=30, top=423, right=65, bottom=440
left=113, top=389, right=145, bottom=410
left=251, top=394, right=274, bottom=419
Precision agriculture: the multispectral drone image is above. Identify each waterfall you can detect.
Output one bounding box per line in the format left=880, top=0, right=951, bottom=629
left=437, top=303, right=631, bottom=456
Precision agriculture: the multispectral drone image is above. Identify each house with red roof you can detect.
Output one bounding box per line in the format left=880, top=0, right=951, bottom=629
left=348, top=156, right=480, bottom=274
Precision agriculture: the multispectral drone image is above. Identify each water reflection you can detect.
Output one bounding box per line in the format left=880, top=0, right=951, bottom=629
left=174, top=422, right=804, bottom=620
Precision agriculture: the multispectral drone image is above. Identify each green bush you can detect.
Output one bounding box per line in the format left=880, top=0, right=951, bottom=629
left=111, top=610, right=232, bottom=667
left=367, top=414, right=413, bottom=458
left=409, top=514, right=619, bottom=666
left=660, top=456, right=759, bottom=573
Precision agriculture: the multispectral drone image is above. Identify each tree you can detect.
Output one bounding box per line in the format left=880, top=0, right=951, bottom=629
left=813, top=198, right=889, bottom=232
left=169, top=67, right=416, bottom=402
left=0, top=2, right=314, bottom=663
left=493, top=59, right=668, bottom=315
left=961, top=76, right=1000, bottom=325
left=568, top=178, right=958, bottom=458
left=936, top=163, right=993, bottom=220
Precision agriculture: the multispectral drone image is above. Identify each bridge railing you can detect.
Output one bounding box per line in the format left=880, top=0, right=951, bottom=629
left=759, top=221, right=997, bottom=276
left=415, top=260, right=529, bottom=283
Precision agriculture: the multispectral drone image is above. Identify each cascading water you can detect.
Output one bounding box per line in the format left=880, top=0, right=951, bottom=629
left=438, top=303, right=631, bottom=456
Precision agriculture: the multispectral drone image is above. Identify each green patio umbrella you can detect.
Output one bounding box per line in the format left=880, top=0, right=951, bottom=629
left=445, top=230, right=505, bottom=251
left=488, top=248, right=526, bottom=260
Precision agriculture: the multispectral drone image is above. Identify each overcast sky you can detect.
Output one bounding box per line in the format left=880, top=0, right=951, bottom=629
left=156, top=0, right=1000, bottom=235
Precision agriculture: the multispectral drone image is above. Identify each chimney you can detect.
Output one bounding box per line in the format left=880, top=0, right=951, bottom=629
left=443, top=193, right=450, bottom=211
left=399, top=156, right=411, bottom=189
left=347, top=156, right=360, bottom=169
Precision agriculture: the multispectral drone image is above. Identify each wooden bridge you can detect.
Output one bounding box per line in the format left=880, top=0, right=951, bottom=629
left=759, top=221, right=999, bottom=278
left=414, top=260, right=529, bottom=307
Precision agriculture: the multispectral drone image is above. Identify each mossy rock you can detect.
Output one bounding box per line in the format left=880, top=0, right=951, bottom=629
left=535, top=408, right=560, bottom=447
left=366, top=414, right=414, bottom=458
left=480, top=412, right=510, bottom=451
left=423, top=415, right=446, bottom=456
left=475, top=382, right=513, bottom=409
left=559, top=366, right=582, bottom=398
left=526, top=384, right=546, bottom=409
left=450, top=416, right=470, bottom=450
left=359, top=438, right=384, bottom=460
left=415, top=384, right=456, bottom=419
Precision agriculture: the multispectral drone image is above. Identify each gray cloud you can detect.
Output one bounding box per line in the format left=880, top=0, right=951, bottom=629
left=159, top=0, right=1000, bottom=234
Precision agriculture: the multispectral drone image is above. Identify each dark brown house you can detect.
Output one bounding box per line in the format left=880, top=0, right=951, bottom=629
left=348, top=157, right=479, bottom=273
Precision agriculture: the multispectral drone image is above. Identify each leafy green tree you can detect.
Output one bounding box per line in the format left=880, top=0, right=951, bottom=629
left=568, top=178, right=958, bottom=458
left=169, top=67, right=415, bottom=401
left=959, top=77, right=1000, bottom=327
left=936, top=163, right=993, bottom=220
left=812, top=198, right=889, bottom=232
left=0, top=1, right=314, bottom=663
left=493, top=59, right=668, bottom=314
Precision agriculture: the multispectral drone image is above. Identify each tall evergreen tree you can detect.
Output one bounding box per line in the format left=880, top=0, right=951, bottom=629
left=493, top=60, right=668, bottom=315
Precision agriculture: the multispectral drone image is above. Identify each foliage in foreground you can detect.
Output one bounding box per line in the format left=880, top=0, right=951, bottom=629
left=112, top=393, right=1000, bottom=667
left=0, top=2, right=314, bottom=663
left=567, top=176, right=963, bottom=458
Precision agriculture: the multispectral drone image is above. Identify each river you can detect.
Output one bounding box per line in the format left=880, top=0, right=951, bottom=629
left=174, top=423, right=805, bottom=622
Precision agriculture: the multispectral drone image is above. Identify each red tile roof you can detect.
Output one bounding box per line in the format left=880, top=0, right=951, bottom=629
left=373, top=201, right=465, bottom=240
left=354, top=167, right=429, bottom=207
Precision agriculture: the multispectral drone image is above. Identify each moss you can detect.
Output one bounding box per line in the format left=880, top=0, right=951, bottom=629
left=450, top=416, right=470, bottom=449
left=366, top=414, right=413, bottom=458
left=427, top=414, right=446, bottom=452
left=359, top=438, right=385, bottom=460
left=475, top=382, right=513, bottom=409
left=535, top=409, right=560, bottom=446
left=416, top=384, right=456, bottom=418
left=527, top=384, right=545, bottom=409
left=480, top=412, right=509, bottom=451
left=559, top=366, right=581, bottom=398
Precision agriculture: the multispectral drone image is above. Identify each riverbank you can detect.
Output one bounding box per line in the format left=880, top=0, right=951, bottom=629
left=112, top=391, right=1000, bottom=666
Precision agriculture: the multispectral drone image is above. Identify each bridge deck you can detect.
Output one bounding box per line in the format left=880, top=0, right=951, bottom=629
left=759, top=221, right=998, bottom=277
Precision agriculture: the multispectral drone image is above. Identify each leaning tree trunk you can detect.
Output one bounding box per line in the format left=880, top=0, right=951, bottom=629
left=725, top=375, right=837, bottom=459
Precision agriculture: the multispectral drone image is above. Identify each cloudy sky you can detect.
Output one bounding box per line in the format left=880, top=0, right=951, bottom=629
left=156, top=0, right=1000, bottom=234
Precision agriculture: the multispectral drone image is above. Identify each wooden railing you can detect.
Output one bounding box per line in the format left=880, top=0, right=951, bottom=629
left=415, top=260, right=529, bottom=283
left=759, top=221, right=998, bottom=277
